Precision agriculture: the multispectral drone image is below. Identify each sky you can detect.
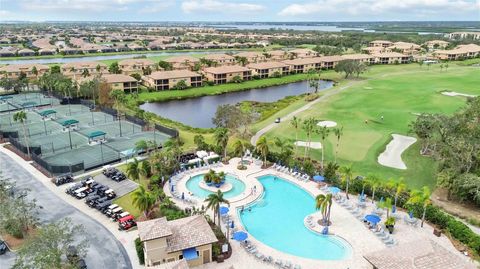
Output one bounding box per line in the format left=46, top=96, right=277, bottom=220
left=0, top=0, right=479, bottom=22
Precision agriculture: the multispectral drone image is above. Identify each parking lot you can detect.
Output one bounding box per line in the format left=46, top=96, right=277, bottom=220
left=93, top=172, right=138, bottom=197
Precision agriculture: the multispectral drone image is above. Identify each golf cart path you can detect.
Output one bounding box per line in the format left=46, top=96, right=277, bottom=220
left=0, top=145, right=139, bottom=269
left=377, top=134, right=417, bottom=170
left=251, top=81, right=357, bottom=145
left=441, top=91, right=477, bottom=98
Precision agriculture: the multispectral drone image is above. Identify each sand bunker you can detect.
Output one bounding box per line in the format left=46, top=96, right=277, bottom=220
left=317, top=121, right=337, bottom=128
left=441, top=91, right=476, bottom=98
left=378, top=134, right=417, bottom=170
left=294, top=141, right=322, bottom=149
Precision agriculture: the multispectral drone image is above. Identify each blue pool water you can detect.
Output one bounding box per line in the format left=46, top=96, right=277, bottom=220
left=239, top=175, right=351, bottom=260
left=186, top=173, right=246, bottom=199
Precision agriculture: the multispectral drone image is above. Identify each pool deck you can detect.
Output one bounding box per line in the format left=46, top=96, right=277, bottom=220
left=165, top=157, right=475, bottom=269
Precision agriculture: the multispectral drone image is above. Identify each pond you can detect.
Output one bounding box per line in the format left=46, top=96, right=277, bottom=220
left=140, top=80, right=334, bottom=128
left=0, top=50, right=239, bottom=65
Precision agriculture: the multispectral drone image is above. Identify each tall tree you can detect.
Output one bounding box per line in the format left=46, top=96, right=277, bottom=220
left=290, top=116, right=300, bottom=157
left=315, top=193, right=333, bottom=226
left=339, top=164, right=353, bottom=199
left=406, top=186, right=431, bottom=227
left=13, top=111, right=30, bottom=157
left=387, top=178, right=407, bottom=208
left=108, top=62, right=121, bottom=74
left=255, top=136, right=269, bottom=168
left=333, top=126, right=343, bottom=163
left=214, top=128, right=229, bottom=161
left=132, top=185, right=156, bottom=218
left=317, top=126, right=330, bottom=169
left=126, top=158, right=140, bottom=181
left=302, top=117, right=316, bottom=163
left=204, top=190, right=230, bottom=226
left=233, top=140, right=246, bottom=166
left=366, top=174, right=381, bottom=203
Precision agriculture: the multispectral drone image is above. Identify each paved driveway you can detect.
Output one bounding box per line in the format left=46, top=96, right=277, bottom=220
left=0, top=151, right=132, bottom=269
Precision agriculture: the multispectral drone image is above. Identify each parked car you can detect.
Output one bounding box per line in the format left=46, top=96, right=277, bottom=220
left=111, top=172, right=126, bottom=182
left=66, top=183, right=82, bottom=195
left=118, top=215, right=136, bottom=231
left=0, top=240, right=8, bottom=255
left=275, top=117, right=281, bottom=123
left=107, top=207, right=123, bottom=218
left=103, top=204, right=118, bottom=214
left=104, top=189, right=116, bottom=199
left=74, top=187, right=88, bottom=199
left=113, top=211, right=130, bottom=221
left=53, top=174, right=74, bottom=186
left=95, top=200, right=112, bottom=211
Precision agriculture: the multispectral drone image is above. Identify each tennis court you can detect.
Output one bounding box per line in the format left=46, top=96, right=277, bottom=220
left=0, top=93, right=59, bottom=112
left=1, top=100, right=173, bottom=174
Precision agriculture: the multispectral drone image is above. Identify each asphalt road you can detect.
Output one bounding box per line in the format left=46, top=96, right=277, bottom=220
left=0, top=151, right=132, bottom=269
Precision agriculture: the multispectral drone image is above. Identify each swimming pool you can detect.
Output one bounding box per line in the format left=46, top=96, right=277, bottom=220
left=186, top=173, right=246, bottom=199
left=239, top=175, right=352, bottom=260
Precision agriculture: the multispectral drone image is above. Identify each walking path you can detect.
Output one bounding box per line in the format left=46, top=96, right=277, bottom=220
left=251, top=81, right=356, bottom=145
left=0, top=144, right=140, bottom=269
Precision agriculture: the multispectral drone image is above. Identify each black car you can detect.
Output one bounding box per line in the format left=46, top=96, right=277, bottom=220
left=95, top=200, right=112, bottom=211
left=0, top=240, right=8, bottom=255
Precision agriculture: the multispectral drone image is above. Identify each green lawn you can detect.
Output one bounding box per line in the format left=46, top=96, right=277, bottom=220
left=137, top=73, right=314, bottom=102
left=260, top=63, right=480, bottom=189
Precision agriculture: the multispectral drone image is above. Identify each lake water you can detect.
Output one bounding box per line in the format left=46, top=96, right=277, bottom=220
left=140, top=80, right=334, bottom=128
left=210, top=24, right=365, bottom=32
left=0, top=50, right=239, bottom=65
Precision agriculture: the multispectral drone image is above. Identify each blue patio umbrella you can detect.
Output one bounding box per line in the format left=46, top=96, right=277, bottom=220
left=170, top=185, right=175, bottom=192
left=313, top=175, right=325, bottom=182
left=232, top=231, right=248, bottom=241
left=181, top=192, right=185, bottom=200
left=409, top=211, right=414, bottom=219
left=392, top=205, right=396, bottom=214
left=321, top=227, right=329, bottom=235
left=219, top=206, right=229, bottom=216
left=230, top=220, right=235, bottom=229
left=328, top=186, right=341, bottom=194
left=364, top=214, right=381, bottom=224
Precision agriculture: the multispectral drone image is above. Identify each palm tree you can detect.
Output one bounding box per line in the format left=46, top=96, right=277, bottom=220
left=233, top=140, right=246, bottom=166
left=109, top=89, right=127, bottom=137
left=366, top=174, right=381, bottom=203
left=315, top=193, right=333, bottom=226
left=13, top=111, right=30, bottom=157
left=317, top=126, right=330, bottom=169
left=290, top=116, right=300, bottom=157
left=387, top=178, right=407, bottom=208
left=214, top=128, right=229, bottom=161
left=132, top=185, right=156, bottom=218
left=407, top=186, right=431, bottom=227
left=333, top=127, right=343, bottom=163
left=273, top=137, right=293, bottom=164
left=339, top=164, right=353, bottom=199
left=81, top=68, right=90, bottom=78
left=378, top=197, right=393, bottom=218
left=255, top=136, right=269, bottom=168
left=126, top=158, right=140, bottom=181
left=139, top=160, right=151, bottom=180
left=302, top=118, right=316, bottom=163
left=204, top=190, right=230, bottom=225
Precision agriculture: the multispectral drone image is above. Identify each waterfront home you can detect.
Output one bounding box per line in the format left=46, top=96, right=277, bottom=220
left=38, top=48, right=56, bottom=55
left=0, top=63, right=49, bottom=79
left=247, top=61, right=289, bottom=78
left=445, top=32, right=480, bottom=40
left=102, top=74, right=138, bottom=93
left=387, top=42, right=421, bottom=55
left=268, top=50, right=289, bottom=60
left=60, top=47, right=82, bottom=55
left=203, top=65, right=252, bottom=84
left=61, top=62, right=108, bottom=78
left=128, top=43, right=146, bottom=51
left=118, top=59, right=157, bottom=75
left=369, top=40, right=393, bottom=48
left=202, top=54, right=235, bottom=66
left=341, top=54, right=375, bottom=64
left=288, top=48, right=318, bottom=58
left=362, top=46, right=391, bottom=54
left=165, top=56, right=200, bottom=71
left=137, top=215, right=218, bottom=268
left=424, top=40, right=450, bottom=50
left=282, top=57, right=322, bottom=73
left=372, top=52, right=412, bottom=64
left=144, top=70, right=202, bottom=90
left=318, top=55, right=344, bottom=69
left=17, top=48, right=36, bottom=57
left=234, top=51, right=266, bottom=64
left=0, top=47, right=18, bottom=57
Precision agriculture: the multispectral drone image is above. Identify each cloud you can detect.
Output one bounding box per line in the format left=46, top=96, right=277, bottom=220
left=278, top=0, right=478, bottom=18
left=181, top=0, right=265, bottom=14
left=138, top=1, right=175, bottom=13
left=17, top=0, right=158, bottom=12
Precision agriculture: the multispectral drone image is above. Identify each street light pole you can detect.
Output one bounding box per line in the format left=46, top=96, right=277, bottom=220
left=68, top=126, right=73, bottom=149
left=100, top=141, right=105, bottom=164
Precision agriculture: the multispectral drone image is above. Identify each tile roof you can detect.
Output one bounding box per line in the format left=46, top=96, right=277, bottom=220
left=247, top=61, right=288, bottom=69
left=364, top=240, right=476, bottom=269
left=165, top=215, right=218, bottom=253
left=202, top=54, right=235, bottom=61
left=138, top=217, right=172, bottom=241
left=61, top=61, right=107, bottom=69
left=341, top=54, right=374, bottom=60
left=282, top=57, right=322, bottom=65
left=102, top=74, right=137, bottom=83
left=165, top=56, right=199, bottom=64
left=372, top=52, right=409, bottom=58
left=318, top=55, right=344, bottom=62
left=0, top=63, right=49, bottom=72
left=204, top=65, right=250, bottom=74
left=118, top=58, right=155, bottom=66
left=147, top=70, right=201, bottom=80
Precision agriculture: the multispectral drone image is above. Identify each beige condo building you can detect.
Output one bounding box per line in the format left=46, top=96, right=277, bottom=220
left=144, top=70, right=202, bottom=90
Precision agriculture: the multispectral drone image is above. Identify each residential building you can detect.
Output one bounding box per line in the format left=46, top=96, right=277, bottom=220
left=234, top=51, right=266, bottom=64
left=61, top=62, right=108, bottom=78
left=247, top=61, right=289, bottom=78
left=118, top=59, right=157, bottom=75
left=102, top=74, right=138, bottom=92
left=38, top=48, right=56, bottom=55
left=434, top=44, right=480, bottom=60
left=372, top=52, right=412, bottom=64
left=362, top=46, right=391, bottom=54
left=369, top=40, right=393, bottom=48
left=137, top=216, right=218, bottom=268
left=387, top=42, right=421, bottom=55
left=201, top=54, right=235, bottom=66
left=341, top=54, right=375, bottom=64
left=445, top=32, right=480, bottom=40
left=288, top=48, right=318, bottom=58
left=144, top=70, right=202, bottom=90
left=0, top=47, right=18, bottom=57
left=203, top=65, right=252, bottom=84
left=319, top=55, right=344, bottom=69
left=268, top=50, right=289, bottom=61
left=165, top=56, right=200, bottom=70
left=17, top=48, right=35, bottom=57
left=424, top=40, right=450, bottom=50
left=0, top=63, right=49, bottom=79
left=282, top=58, right=322, bottom=73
